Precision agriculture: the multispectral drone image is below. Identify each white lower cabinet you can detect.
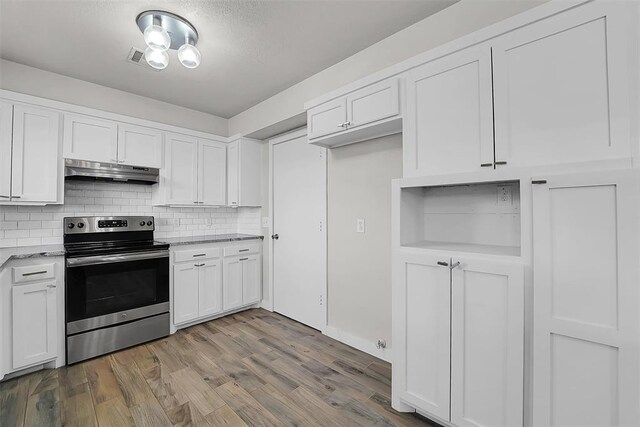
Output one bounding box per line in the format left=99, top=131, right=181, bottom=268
left=173, top=263, right=199, bottom=324
left=1, top=258, right=64, bottom=380
left=198, top=259, right=223, bottom=317
left=172, top=242, right=261, bottom=328
left=532, top=170, right=639, bottom=427
left=12, top=280, right=58, bottom=370
left=222, top=257, right=243, bottom=311
left=393, top=250, right=524, bottom=426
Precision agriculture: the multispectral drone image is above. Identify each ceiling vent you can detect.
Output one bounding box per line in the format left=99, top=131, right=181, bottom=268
left=126, top=47, right=160, bottom=71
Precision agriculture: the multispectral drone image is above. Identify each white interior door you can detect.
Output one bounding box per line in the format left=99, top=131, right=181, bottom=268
left=272, top=131, right=326, bottom=330
left=532, top=170, right=639, bottom=427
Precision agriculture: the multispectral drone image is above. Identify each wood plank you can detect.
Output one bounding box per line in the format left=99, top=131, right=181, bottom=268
left=129, top=399, right=173, bottom=427
left=205, top=405, right=248, bottom=427
left=94, top=398, right=135, bottom=427
left=169, top=367, right=226, bottom=416
left=249, top=383, right=323, bottom=427
left=0, top=375, right=30, bottom=427
left=241, top=353, right=299, bottom=395
left=60, top=383, right=98, bottom=427
left=287, top=386, right=355, bottom=427
left=166, top=401, right=212, bottom=427
left=109, top=355, right=156, bottom=407
left=24, top=388, right=61, bottom=427
left=215, top=381, right=284, bottom=427
left=85, top=357, right=126, bottom=405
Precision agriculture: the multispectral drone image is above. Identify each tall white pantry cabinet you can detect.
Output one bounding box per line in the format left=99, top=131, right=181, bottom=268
left=388, top=1, right=640, bottom=427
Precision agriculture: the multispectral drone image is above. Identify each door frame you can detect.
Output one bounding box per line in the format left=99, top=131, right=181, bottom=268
left=267, top=127, right=327, bottom=331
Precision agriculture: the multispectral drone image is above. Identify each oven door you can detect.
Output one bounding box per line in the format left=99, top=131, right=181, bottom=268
left=65, top=250, right=169, bottom=334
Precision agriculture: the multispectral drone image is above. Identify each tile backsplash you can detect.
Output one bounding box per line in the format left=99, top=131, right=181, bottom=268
left=0, top=181, right=262, bottom=247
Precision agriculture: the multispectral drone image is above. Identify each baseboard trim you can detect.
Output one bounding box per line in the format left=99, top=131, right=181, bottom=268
left=323, top=325, right=391, bottom=363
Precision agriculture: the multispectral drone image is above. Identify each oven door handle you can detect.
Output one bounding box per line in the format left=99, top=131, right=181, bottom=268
left=66, top=250, right=170, bottom=267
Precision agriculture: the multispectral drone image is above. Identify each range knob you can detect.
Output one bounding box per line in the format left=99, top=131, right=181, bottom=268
left=147, top=221, right=153, bottom=226
left=67, top=223, right=75, bottom=229
left=140, top=221, right=146, bottom=226
left=77, top=222, right=85, bottom=229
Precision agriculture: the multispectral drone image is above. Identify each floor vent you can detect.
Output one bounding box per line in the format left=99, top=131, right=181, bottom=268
left=126, top=47, right=159, bottom=71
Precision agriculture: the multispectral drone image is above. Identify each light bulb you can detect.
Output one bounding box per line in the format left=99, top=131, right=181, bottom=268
left=144, top=24, right=171, bottom=51
left=178, top=43, right=201, bottom=69
left=145, top=47, right=169, bottom=70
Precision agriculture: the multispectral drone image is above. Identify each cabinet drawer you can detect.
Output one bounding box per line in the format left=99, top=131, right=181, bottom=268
left=12, top=264, right=55, bottom=284
left=174, top=247, right=221, bottom=263
left=224, top=242, right=260, bottom=257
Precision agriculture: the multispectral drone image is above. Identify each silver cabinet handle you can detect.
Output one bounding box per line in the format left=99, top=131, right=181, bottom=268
left=480, top=163, right=493, bottom=168
left=0, top=195, right=10, bottom=199
left=11, top=195, right=21, bottom=199
left=239, top=249, right=249, bottom=252
left=47, top=284, right=57, bottom=288
left=495, top=161, right=507, bottom=166
left=437, top=261, right=448, bottom=267
left=239, top=257, right=248, bottom=261
left=194, top=263, right=205, bottom=267
left=22, top=270, right=48, bottom=277
left=193, top=254, right=206, bottom=257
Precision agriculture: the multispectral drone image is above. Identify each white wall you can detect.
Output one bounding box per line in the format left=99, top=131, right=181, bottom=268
left=229, top=0, right=548, bottom=138
left=0, top=59, right=229, bottom=136
left=327, top=134, right=402, bottom=353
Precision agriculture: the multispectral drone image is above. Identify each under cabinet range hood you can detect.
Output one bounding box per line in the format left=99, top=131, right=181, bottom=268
left=64, top=159, right=159, bottom=185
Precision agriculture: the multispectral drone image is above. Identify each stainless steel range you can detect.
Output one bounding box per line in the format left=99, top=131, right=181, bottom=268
left=64, top=216, right=170, bottom=364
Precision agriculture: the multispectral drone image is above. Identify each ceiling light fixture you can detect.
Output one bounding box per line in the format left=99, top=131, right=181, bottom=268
left=136, top=10, right=201, bottom=70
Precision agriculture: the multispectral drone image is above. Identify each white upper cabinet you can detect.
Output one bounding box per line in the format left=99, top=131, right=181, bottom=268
left=227, top=138, right=261, bottom=207
left=164, top=133, right=199, bottom=205
left=64, top=114, right=162, bottom=168
left=199, top=139, right=227, bottom=206
left=404, top=44, right=494, bottom=177
left=346, top=78, right=399, bottom=129
left=63, top=113, right=118, bottom=163
left=0, top=101, right=13, bottom=200
left=492, top=2, right=631, bottom=168
left=155, top=134, right=228, bottom=207
left=11, top=105, right=61, bottom=203
left=307, top=78, right=401, bottom=147
left=532, top=170, right=639, bottom=427
left=307, top=98, right=347, bottom=140
left=117, top=123, right=163, bottom=168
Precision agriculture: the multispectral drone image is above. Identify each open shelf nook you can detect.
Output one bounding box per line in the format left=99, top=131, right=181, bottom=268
left=400, top=180, right=521, bottom=257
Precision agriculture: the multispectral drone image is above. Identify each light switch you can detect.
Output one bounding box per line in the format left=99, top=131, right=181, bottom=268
left=356, top=218, right=365, bottom=233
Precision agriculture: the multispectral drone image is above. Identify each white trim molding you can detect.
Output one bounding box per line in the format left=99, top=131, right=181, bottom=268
left=323, top=325, right=392, bottom=363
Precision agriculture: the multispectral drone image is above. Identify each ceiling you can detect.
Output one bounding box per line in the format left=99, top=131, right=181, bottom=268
left=0, top=0, right=455, bottom=118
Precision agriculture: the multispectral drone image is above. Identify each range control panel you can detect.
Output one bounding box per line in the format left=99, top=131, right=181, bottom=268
left=64, top=216, right=154, bottom=234
left=98, top=219, right=128, bottom=228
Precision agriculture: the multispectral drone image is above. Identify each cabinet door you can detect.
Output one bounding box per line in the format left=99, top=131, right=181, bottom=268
left=392, top=251, right=450, bottom=419
left=532, top=170, right=639, bottom=427
left=492, top=2, right=631, bottom=168
left=241, top=254, right=261, bottom=305
left=198, top=259, right=222, bottom=317
left=226, top=140, right=239, bottom=207
left=199, top=139, right=226, bottom=206
left=173, top=263, right=199, bottom=324
left=346, top=79, right=399, bottom=129
left=165, top=133, right=198, bottom=205
left=0, top=101, right=12, bottom=200
left=307, top=98, right=347, bottom=140
left=450, top=257, right=524, bottom=427
left=63, top=113, right=118, bottom=163
left=404, top=44, right=494, bottom=177
left=11, top=105, right=60, bottom=203
left=12, top=281, right=57, bottom=369
left=117, top=123, right=163, bottom=168
left=222, top=257, right=243, bottom=311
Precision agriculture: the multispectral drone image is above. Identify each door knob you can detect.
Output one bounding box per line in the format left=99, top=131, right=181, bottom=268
left=271, top=234, right=279, bottom=240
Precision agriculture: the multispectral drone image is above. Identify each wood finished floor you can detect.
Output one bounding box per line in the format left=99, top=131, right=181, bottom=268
left=0, top=308, right=436, bottom=427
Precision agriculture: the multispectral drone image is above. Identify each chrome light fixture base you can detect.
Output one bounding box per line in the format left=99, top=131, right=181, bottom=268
left=136, top=10, right=198, bottom=51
